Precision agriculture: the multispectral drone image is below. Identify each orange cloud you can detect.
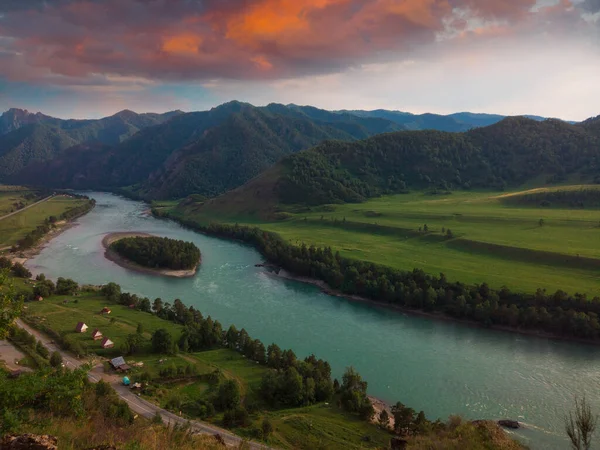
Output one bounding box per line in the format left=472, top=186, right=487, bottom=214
left=251, top=55, right=274, bottom=70
left=224, top=0, right=349, bottom=45
left=162, top=34, right=203, bottom=55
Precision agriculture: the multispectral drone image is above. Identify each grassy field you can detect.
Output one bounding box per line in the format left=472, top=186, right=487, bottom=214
left=21, top=289, right=392, bottom=449
left=0, top=194, right=89, bottom=247
left=0, top=187, right=39, bottom=217
left=23, top=292, right=183, bottom=357
left=171, top=187, right=600, bottom=296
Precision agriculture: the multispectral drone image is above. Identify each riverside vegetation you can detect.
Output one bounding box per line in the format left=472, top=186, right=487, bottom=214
left=0, top=261, right=527, bottom=450
left=157, top=193, right=600, bottom=342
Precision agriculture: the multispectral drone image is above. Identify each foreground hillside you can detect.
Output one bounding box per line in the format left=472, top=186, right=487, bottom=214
left=0, top=267, right=527, bottom=450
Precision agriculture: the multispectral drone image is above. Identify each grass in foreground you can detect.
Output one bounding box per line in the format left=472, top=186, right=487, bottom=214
left=172, top=187, right=600, bottom=295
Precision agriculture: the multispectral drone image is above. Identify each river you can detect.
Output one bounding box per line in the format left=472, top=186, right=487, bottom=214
left=27, top=192, right=600, bottom=449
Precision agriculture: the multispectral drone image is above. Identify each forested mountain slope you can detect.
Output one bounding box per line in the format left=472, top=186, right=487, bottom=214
left=1, top=102, right=578, bottom=200
left=10, top=102, right=406, bottom=199
left=195, top=116, right=600, bottom=215
left=0, top=108, right=181, bottom=179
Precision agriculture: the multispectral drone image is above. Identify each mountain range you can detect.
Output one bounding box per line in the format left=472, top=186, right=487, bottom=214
left=188, top=116, right=600, bottom=218
left=0, top=103, right=586, bottom=201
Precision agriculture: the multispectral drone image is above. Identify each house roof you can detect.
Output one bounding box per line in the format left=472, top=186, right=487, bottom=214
left=75, top=322, right=87, bottom=331
left=101, top=337, right=114, bottom=346
left=92, top=329, right=102, bottom=336
left=110, top=356, right=126, bottom=368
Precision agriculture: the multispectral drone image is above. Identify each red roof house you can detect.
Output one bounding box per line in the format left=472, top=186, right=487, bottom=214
left=101, top=337, right=114, bottom=349
left=91, top=329, right=103, bottom=341
left=75, top=322, right=88, bottom=333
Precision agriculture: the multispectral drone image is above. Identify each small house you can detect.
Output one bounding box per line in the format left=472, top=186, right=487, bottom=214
left=75, top=322, right=88, bottom=333
left=35, top=295, right=43, bottom=302
left=100, top=307, right=112, bottom=315
left=101, top=337, right=114, bottom=349
left=110, top=356, right=131, bottom=372
left=91, top=329, right=103, bottom=341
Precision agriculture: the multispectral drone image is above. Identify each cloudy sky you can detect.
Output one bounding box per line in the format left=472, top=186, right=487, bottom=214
left=0, top=0, right=598, bottom=120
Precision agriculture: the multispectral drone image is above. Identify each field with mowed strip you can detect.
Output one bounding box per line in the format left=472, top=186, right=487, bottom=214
left=171, top=186, right=600, bottom=295
left=0, top=193, right=89, bottom=247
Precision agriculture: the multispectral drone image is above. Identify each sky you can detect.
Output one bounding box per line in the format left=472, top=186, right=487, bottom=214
left=0, top=0, right=598, bottom=120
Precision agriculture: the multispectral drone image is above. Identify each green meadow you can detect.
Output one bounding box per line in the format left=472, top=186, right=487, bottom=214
left=0, top=194, right=89, bottom=247
left=172, top=187, right=600, bottom=296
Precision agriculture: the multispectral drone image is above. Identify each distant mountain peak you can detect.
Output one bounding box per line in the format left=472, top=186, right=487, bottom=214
left=0, top=108, right=53, bottom=134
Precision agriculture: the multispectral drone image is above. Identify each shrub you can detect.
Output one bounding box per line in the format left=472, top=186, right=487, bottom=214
left=50, top=351, right=63, bottom=368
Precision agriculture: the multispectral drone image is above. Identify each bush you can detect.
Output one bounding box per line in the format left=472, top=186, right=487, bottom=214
left=222, top=406, right=249, bottom=428
left=50, top=351, right=63, bottom=368
left=11, top=263, right=31, bottom=279
left=36, top=341, right=49, bottom=359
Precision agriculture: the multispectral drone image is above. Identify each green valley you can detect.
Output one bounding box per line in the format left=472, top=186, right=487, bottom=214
left=169, top=187, right=600, bottom=295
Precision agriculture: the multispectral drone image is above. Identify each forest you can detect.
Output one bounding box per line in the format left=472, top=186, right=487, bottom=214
left=274, top=117, right=600, bottom=205
left=110, top=236, right=200, bottom=270
left=155, top=211, right=600, bottom=342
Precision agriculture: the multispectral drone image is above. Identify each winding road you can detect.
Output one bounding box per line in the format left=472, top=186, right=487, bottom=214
left=12, top=319, right=270, bottom=449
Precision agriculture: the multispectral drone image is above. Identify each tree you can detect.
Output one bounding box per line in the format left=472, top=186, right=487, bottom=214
left=378, top=409, right=390, bottom=429
left=214, top=379, right=241, bottom=410
left=392, top=402, right=416, bottom=435
left=565, top=397, right=597, bottom=450
left=261, top=418, right=274, bottom=438
left=0, top=271, right=23, bottom=339
left=50, top=351, right=63, bottom=368
left=11, top=263, right=31, bottom=279
left=139, top=297, right=151, bottom=312
left=152, top=297, right=163, bottom=313
left=340, top=367, right=373, bottom=419
left=56, top=277, right=78, bottom=295
left=423, top=224, right=428, bottom=232
left=33, top=279, right=55, bottom=298
left=446, top=228, right=453, bottom=239
left=125, top=333, right=145, bottom=355
left=539, top=218, right=545, bottom=227
left=136, top=323, right=144, bottom=335
left=36, top=340, right=49, bottom=359
left=101, top=282, right=121, bottom=302
left=151, top=329, right=173, bottom=354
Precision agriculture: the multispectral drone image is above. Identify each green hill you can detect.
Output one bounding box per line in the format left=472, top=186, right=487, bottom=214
left=192, top=116, right=600, bottom=217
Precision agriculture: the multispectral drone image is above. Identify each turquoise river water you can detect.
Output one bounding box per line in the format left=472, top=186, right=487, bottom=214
left=27, top=192, right=600, bottom=449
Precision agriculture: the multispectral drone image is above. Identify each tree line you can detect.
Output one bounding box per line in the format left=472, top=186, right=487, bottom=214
left=110, top=236, right=200, bottom=270
left=155, top=213, right=600, bottom=341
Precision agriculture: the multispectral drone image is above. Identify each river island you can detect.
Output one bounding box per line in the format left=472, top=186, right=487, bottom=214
left=102, top=232, right=200, bottom=278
